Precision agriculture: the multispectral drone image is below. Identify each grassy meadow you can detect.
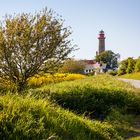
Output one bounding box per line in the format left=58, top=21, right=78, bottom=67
left=120, top=72, right=140, bottom=80
left=0, top=74, right=140, bottom=139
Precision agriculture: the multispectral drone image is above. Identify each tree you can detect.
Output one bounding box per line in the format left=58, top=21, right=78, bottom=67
left=126, top=57, right=136, bottom=74
left=117, top=57, right=137, bottom=75
left=0, top=8, right=74, bottom=91
left=134, top=57, right=140, bottom=72
left=96, top=50, right=119, bottom=70
left=59, top=59, right=86, bottom=74
left=117, top=59, right=128, bottom=75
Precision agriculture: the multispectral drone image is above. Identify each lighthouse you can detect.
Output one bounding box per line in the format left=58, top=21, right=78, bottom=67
left=97, top=30, right=105, bottom=55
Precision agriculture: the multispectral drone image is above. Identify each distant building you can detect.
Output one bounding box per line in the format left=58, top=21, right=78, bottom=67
left=83, top=60, right=100, bottom=74
left=96, top=30, right=106, bottom=55
left=83, top=30, right=106, bottom=74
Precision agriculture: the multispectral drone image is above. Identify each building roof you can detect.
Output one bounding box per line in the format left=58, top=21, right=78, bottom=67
left=84, top=60, right=96, bottom=64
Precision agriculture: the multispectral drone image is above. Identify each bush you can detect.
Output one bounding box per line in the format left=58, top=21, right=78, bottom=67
left=28, top=73, right=85, bottom=88
left=0, top=77, right=16, bottom=93
left=135, top=58, right=140, bottom=72
left=107, top=70, right=118, bottom=76
left=58, top=59, right=86, bottom=74
left=126, top=58, right=136, bottom=74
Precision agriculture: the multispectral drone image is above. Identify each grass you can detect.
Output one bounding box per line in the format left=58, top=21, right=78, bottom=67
left=120, top=72, right=140, bottom=80
left=1, top=74, right=140, bottom=139
left=128, top=136, right=140, bottom=140
left=0, top=94, right=121, bottom=140
left=31, top=75, right=140, bottom=117
left=30, top=74, right=140, bottom=139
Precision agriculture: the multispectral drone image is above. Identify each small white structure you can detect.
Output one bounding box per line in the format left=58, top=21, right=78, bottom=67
left=83, top=60, right=101, bottom=74
left=84, top=64, right=95, bottom=73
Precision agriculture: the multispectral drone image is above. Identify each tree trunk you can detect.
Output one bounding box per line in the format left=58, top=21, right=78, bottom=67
left=17, top=81, right=27, bottom=93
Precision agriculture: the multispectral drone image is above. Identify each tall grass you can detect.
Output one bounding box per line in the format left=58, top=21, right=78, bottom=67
left=32, top=75, right=140, bottom=119
left=1, top=75, right=140, bottom=139
left=0, top=94, right=121, bottom=140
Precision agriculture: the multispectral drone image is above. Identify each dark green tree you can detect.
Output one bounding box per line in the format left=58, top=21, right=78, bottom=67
left=96, top=50, right=119, bottom=69
left=0, top=8, right=74, bottom=91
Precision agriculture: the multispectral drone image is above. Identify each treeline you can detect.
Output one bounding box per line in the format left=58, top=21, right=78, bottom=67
left=118, top=57, right=140, bottom=75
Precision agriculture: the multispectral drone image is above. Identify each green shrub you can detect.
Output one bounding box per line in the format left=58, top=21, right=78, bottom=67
left=126, top=58, right=136, bottom=74
left=107, top=70, right=118, bottom=76
left=135, top=58, right=140, bottom=72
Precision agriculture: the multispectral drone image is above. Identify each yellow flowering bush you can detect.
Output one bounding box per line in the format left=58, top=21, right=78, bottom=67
left=0, top=77, right=16, bottom=92
left=28, top=73, right=85, bottom=87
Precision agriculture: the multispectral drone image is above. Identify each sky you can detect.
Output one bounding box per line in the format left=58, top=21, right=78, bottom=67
left=0, top=0, right=140, bottom=60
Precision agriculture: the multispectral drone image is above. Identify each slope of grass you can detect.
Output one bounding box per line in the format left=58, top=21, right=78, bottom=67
left=1, top=75, right=140, bottom=139
left=128, top=136, right=140, bottom=140
left=31, top=75, right=140, bottom=118
left=30, top=74, right=140, bottom=139
left=120, top=72, right=140, bottom=80
left=0, top=94, right=121, bottom=140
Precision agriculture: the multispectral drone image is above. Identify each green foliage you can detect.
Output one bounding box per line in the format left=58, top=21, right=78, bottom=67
left=59, top=59, right=86, bottom=74
left=0, top=8, right=74, bottom=92
left=126, top=58, right=136, bottom=74
left=96, top=50, right=118, bottom=69
left=0, top=73, right=85, bottom=92
left=106, top=109, right=140, bottom=139
left=128, top=136, right=140, bottom=140
left=32, top=75, right=140, bottom=119
left=30, top=75, right=140, bottom=138
left=118, top=57, right=140, bottom=75
left=107, top=70, right=118, bottom=76
left=135, top=58, right=140, bottom=72
left=118, top=59, right=129, bottom=75
left=1, top=75, right=140, bottom=139
left=0, top=94, right=121, bottom=140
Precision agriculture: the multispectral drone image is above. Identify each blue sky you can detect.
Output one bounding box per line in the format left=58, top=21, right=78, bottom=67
left=0, top=0, right=140, bottom=60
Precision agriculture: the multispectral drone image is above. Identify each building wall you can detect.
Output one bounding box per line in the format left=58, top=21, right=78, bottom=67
left=98, top=38, right=105, bottom=54
left=84, top=64, right=95, bottom=73
left=84, top=62, right=101, bottom=74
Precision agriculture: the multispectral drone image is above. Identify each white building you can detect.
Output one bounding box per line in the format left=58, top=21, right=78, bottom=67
left=83, top=60, right=101, bottom=74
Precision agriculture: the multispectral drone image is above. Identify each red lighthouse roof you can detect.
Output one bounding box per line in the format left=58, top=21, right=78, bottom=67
left=98, top=30, right=105, bottom=39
